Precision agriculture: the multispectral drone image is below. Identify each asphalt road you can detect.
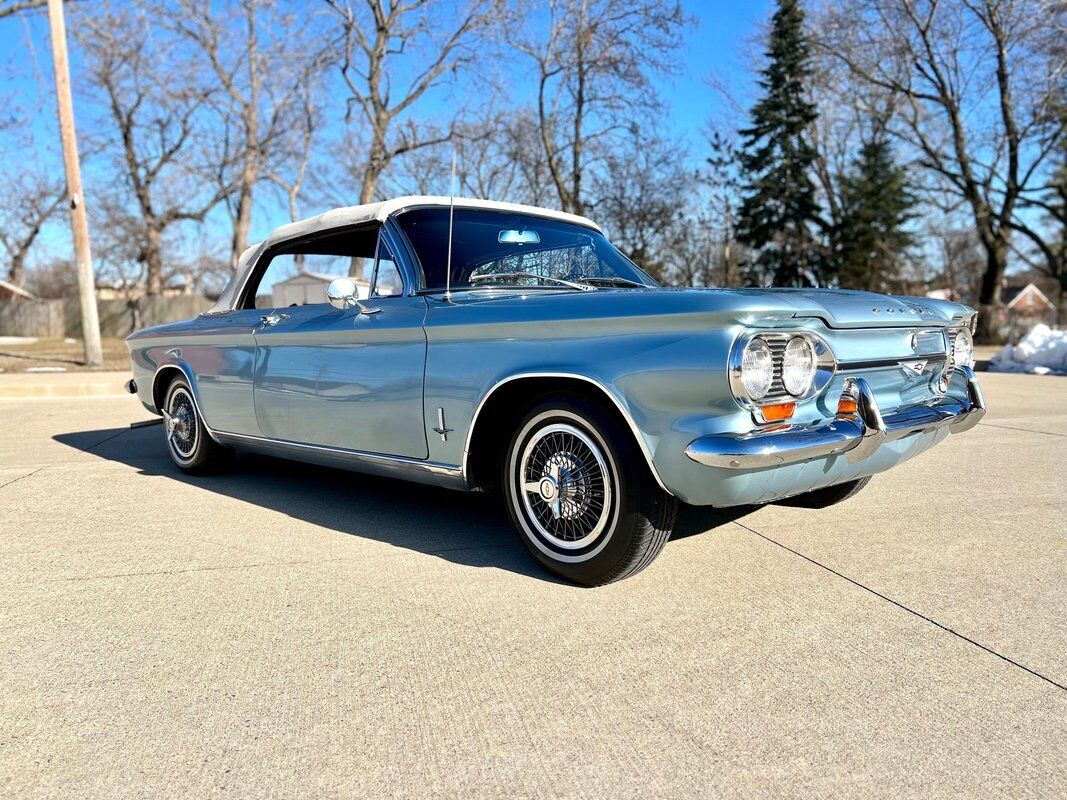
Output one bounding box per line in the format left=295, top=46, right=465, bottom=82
left=2, top=372, right=1064, bottom=798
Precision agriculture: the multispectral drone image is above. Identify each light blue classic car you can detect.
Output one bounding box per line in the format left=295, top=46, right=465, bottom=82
left=126, top=196, right=985, bottom=585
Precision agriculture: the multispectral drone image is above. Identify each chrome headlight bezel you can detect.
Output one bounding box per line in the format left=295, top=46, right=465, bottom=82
left=728, top=330, right=837, bottom=409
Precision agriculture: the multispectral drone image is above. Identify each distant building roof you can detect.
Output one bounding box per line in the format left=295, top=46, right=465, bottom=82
left=272, top=271, right=370, bottom=286
left=925, top=288, right=954, bottom=301
left=0, top=279, right=35, bottom=300
left=1004, top=282, right=1054, bottom=310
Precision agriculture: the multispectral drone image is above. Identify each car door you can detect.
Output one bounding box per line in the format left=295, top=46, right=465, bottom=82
left=182, top=307, right=265, bottom=436
left=250, top=224, right=428, bottom=459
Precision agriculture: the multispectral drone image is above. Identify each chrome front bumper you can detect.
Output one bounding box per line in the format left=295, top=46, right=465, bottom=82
left=685, top=366, right=986, bottom=470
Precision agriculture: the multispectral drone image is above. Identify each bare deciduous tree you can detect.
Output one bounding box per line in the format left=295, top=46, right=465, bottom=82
left=819, top=0, right=1066, bottom=339
left=593, top=131, right=686, bottom=281
left=391, top=110, right=539, bottom=203
left=167, top=0, right=327, bottom=269
left=507, top=0, right=686, bottom=216
left=265, top=89, right=317, bottom=226
left=323, top=0, right=502, bottom=209
left=265, top=87, right=319, bottom=271
left=0, top=169, right=63, bottom=287
left=702, top=130, right=745, bottom=287
left=79, top=6, right=230, bottom=295
left=1011, top=157, right=1066, bottom=310
left=0, top=0, right=47, bottom=18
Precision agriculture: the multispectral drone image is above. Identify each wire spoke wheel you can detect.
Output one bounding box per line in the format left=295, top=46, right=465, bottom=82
left=164, top=386, right=199, bottom=462
left=518, top=422, right=613, bottom=550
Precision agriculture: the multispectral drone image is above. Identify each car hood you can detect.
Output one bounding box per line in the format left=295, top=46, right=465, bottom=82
left=683, top=287, right=973, bottom=329
left=425, top=286, right=974, bottom=331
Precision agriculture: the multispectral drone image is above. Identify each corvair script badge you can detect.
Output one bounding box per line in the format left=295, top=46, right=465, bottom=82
left=871, top=306, right=932, bottom=315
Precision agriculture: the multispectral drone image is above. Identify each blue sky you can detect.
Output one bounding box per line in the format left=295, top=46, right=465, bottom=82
left=1, top=1, right=769, bottom=158
left=0, top=1, right=769, bottom=263
left=658, top=1, right=768, bottom=144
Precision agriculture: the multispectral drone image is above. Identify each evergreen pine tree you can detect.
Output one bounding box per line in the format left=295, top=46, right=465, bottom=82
left=736, top=0, right=823, bottom=287
left=836, top=134, right=916, bottom=292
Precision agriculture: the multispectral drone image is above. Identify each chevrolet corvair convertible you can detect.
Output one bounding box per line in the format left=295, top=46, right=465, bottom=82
left=126, top=196, right=985, bottom=585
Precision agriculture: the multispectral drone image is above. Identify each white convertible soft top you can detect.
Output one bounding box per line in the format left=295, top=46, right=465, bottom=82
left=210, top=196, right=601, bottom=312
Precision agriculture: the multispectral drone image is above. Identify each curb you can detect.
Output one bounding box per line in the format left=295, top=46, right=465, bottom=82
left=0, top=371, right=133, bottom=399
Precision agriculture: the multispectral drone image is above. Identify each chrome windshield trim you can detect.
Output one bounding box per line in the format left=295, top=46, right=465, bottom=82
left=686, top=366, right=985, bottom=470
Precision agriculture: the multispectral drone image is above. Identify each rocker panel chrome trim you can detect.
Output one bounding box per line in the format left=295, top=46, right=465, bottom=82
left=213, top=429, right=462, bottom=476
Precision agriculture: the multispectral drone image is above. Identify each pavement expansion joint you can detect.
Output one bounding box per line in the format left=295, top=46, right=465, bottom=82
left=977, top=422, right=1067, bottom=438
left=733, top=520, right=1067, bottom=694
left=0, top=426, right=134, bottom=493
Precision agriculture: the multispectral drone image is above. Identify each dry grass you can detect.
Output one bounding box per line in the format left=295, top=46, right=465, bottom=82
left=0, top=338, right=130, bottom=373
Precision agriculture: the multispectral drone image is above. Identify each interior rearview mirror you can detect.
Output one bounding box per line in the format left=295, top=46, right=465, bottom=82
left=498, top=229, right=540, bottom=245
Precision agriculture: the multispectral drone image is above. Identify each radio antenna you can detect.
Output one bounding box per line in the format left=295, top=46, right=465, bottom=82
left=444, top=144, right=457, bottom=302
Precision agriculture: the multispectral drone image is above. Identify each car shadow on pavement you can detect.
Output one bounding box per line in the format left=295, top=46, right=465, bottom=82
left=54, top=425, right=748, bottom=583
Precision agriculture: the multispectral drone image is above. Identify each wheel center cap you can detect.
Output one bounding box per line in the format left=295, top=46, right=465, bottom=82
left=538, top=476, right=558, bottom=501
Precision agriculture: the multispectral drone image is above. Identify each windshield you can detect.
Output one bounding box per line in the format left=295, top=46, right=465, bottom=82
left=394, top=208, right=658, bottom=291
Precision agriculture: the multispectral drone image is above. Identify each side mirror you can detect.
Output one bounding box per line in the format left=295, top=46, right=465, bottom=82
left=326, top=277, right=380, bottom=315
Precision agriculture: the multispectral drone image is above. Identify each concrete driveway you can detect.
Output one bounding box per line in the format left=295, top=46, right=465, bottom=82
left=1, top=372, right=1064, bottom=797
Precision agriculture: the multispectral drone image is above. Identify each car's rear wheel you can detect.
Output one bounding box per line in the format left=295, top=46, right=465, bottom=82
left=503, top=396, right=678, bottom=586
left=776, top=476, right=872, bottom=508
left=162, top=375, right=233, bottom=474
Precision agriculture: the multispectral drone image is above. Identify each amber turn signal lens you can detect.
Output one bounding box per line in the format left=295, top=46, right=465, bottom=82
left=759, top=402, right=796, bottom=422
left=836, top=397, right=858, bottom=417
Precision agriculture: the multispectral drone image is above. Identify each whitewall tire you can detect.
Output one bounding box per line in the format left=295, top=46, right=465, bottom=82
left=503, top=396, right=677, bottom=585
left=162, top=375, right=233, bottom=474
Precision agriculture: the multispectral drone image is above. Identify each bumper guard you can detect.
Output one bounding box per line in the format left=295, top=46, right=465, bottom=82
left=685, top=366, right=986, bottom=469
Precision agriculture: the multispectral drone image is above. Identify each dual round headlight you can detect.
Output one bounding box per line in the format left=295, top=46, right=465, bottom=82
left=782, top=337, right=817, bottom=395
left=952, top=328, right=974, bottom=369
left=740, top=336, right=817, bottom=400
left=740, top=339, right=773, bottom=399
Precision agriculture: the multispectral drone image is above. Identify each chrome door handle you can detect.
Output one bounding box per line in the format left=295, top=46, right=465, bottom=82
left=259, top=313, right=290, bottom=327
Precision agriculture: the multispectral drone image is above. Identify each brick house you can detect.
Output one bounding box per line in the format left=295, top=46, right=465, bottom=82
left=1001, top=282, right=1057, bottom=339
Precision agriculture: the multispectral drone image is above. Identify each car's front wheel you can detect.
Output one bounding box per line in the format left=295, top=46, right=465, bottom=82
left=503, top=396, right=678, bottom=586
left=162, top=375, right=233, bottom=474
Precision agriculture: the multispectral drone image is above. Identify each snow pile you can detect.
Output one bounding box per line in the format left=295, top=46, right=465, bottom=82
left=989, top=324, right=1067, bottom=375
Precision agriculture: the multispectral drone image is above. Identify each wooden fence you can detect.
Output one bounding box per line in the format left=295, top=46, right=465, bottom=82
left=0, top=295, right=213, bottom=339
left=0, top=300, right=65, bottom=338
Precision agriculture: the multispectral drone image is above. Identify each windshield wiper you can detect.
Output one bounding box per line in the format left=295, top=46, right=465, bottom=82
left=574, top=276, right=648, bottom=288
left=469, top=272, right=596, bottom=291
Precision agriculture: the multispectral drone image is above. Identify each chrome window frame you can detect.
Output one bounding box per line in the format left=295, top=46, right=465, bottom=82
left=230, top=221, right=419, bottom=312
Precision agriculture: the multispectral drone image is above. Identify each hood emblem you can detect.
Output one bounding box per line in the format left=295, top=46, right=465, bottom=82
left=872, top=306, right=930, bottom=315
left=900, top=359, right=928, bottom=376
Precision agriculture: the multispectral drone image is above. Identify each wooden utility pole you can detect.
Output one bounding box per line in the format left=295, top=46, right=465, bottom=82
left=46, top=0, right=102, bottom=365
